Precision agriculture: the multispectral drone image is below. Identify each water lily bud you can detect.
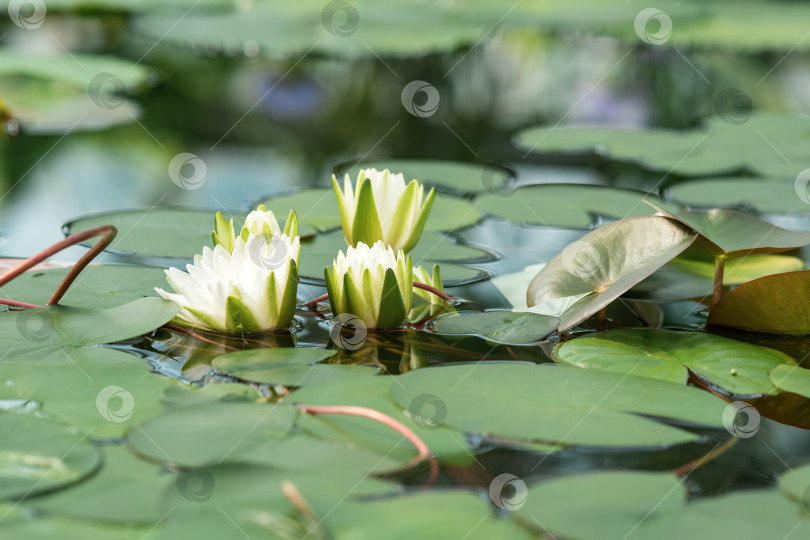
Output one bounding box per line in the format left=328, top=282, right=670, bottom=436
left=332, top=168, right=436, bottom=253
left=156, top=233, right=300, bottom=333
left=212, top=206, right=298, bottom=253
left=413, top=264, right=444, bottom=306
left=324, top=240, right=413, bottom=329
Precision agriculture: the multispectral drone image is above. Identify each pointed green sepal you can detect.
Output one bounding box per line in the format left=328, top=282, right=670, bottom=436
left=332, top=174, right=352, bottom=244
left=283, top=209, right=299, bottom=238
left=276, top=261, right=298, bottom=327
left=184, top=307, right=222, bottom=330
left=402, top=187, right=436, bottom=253
left=350, top=176, right=384, bottom=247
left=212, top=212, right=235, bottom=252
left=343, top=270, right=374, bottom=327
left=225, top=295, right=262, bottom=333
left=325, top=266, right=342, bottom=316
left=376, top=268, right=407, bottom=329
left=388, top=180, right=420, bottom=248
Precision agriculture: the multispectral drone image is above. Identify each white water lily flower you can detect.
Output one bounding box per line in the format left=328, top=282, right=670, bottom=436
left=332, top=168, right=436, bottom=252
left=156, top=233, right=300, bottom=333
left=212, top=205, right=298, bottom=253
left=325, top=241, right=413, bottom=329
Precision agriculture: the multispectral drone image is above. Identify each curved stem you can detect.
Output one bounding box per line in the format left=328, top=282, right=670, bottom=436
left=671, top=437, right=738, bottom=477
left=302, top=293, right=329, bottom=308
left=413, top=281, right=452, bottom=302
left=297, top=403, right=438, bottom=484
left=0, top=225, right=117, bottom=306
left=0, top=299, right=41, bottom=309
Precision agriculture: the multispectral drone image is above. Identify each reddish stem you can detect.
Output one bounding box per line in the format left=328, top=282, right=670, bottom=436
left=297, top=403, right=438, bottom=484
left=0, top=225, right=117, bottom=306
left=302, top=281, right=452, bottom=308
left=0, top=299, right=41, bottom=309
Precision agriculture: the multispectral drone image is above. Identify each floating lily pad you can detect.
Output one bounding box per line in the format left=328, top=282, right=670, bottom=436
left=475, top=184, right=676, bottom=228
left=338, top=159, right=514, bottom=195
left=127, top=402, right=298, bottom=466
left=671, top=253, right=804, bottom=285
left=651, top=206, right=810, bottom=257
left=514, top=471, right=685, bottom=540
left=778, top=461, right=810, bottom=507
left=0, top=347, right=174, bottom=438
left=666, top=177, right=810, bottom=214
left=160, top=383, right=261, bottom=411
left=25, top=445, right=172, bottom=523
left=527, top=216, right=697, bottom=332
left=65, top=208, right=249, bottom=260
left=708, top=270, right=810, bottom=335
left=212, top=347, right=380, bottom=386
left=390, top=363, right=725, bottom=448
left=554, top=329, right=796, bottom=395
left=0, top=50, right=150, bottom=134
left=0, top=297, right=179, bottom=358
left=431, top=310, right=559, bottom=345
left=0, top=412, right=101, bottom=500
left=769, top=364, right=810, bottom=399
left=291, top=376, right=472, bottom=464
left=0, top=510, right=154, bottom=540
left=259, top=188, right=482, bottom=233
left=0, top=265, right=166, bottom=308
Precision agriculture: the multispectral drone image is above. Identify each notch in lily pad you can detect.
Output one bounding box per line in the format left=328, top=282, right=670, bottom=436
left=527, top=215, right=697, bottom=333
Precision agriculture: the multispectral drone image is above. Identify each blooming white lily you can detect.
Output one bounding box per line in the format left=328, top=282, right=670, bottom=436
left=212, top=205, right=298, bottom=253
left=156, top=233, right=300, bottom=333
left=332, top=168, right=435, bottom=253
left=325, top=241, right=413, bottom=329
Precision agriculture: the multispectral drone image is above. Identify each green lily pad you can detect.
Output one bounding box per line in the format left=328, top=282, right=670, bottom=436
left=431, top=310, right=559, bottom=345
left=65, top=208, right=249, bottom=260
left=0, top=265, right=167, bottom=309
left=290, top=376, right=472, bottom=464
left=651, top=206, right=810, bottom=257
left=708, top=270, right=810, bottom=335
left=778, top=461, right=810, bottom=507
left=259, top=188, right=482, bottom=233
left=0, top=297, right=179, bottom=358
left=770, top=364, right=810, bottom=399
left=0, top=509, right=154, bottom=540
left=0, top=50, right=150, bottom=134
left=632, top=490, right=810, bottom=539
left=212, top=347, right=381, bottom=386
left=160, top=383, right=261, bottom=411
left=327, top=491, right=532, bottom=539
left=667, top=177, right=810, bottom=214
left=475, top=184, right=677, bottom=228
left=0, top=347, right=174, bottom=438
left=127, top=402, right=298, bottom=466
left=553, top=329, right=796, bottom=395
left=0, top=412, right=101, bottom=500
left=514, top=471, right=685, bottom=540
left=527, top=216, right=697, bottom=332
left=25, top=445, right=172, bottom=523
left=390, top=363, right=726, bottom=448
left=338, top=159, right=514, bottom=195
left=671, top=253, right=804, bottom=285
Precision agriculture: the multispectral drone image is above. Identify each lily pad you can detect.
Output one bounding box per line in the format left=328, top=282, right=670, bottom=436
left=127, top=402, right=298, bottom=466
left=670, top=253, right=803, bottom=285
left=431, top=310, right=559, bottom=345
left=514, top=471, right=685, bottom=540
left=553, top=329, right=796, bottom=395
left=527, top=215, right=697, bottom=332
left=708, top=270, right=810, bottom=335
left=769, top=364, right=810, bottom=399
left=0, top=412, right=101, bottom=500
left=390, top=363, right=726, bottom=448
left=259, top=188, right=482, bottom=233
left=0, top=347, right=175, bottom=438
left=475, top=184, right=676, bottom=228
left=290, top=376, right=472, bottom=464
left=778, top=461, right=810, bottom=507
left=160, top=383, right=261, bottom=411
left=338, top=159, right=514, bottom=195
left=65, top=208, right=249, bottom=260
left=212, top=347, right=381, bottom=386
left=25, top=445, right=172, bottom=523
left=0, top=265, right=167, bottom=308
left=666, top=177, right=810, bottom=214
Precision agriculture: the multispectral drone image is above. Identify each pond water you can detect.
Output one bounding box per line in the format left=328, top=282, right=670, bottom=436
left=3, top=2, right=810, bottom=539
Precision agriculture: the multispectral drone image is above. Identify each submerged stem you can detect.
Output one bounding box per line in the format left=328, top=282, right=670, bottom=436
left=296, top=403, right=438, bottom=484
